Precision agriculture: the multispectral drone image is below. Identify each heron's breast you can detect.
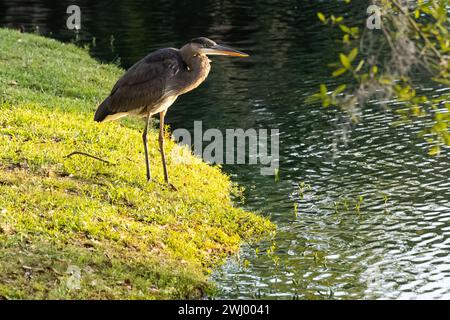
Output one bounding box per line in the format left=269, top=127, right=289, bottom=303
left=147, top=95, right=178, bottom=115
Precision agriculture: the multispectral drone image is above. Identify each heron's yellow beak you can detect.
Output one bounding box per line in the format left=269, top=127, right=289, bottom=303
left=201, top=44, right=249, bottom=57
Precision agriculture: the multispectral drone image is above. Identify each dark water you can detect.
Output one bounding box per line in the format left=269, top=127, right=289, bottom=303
left=1, top=0, right=449, bottom=299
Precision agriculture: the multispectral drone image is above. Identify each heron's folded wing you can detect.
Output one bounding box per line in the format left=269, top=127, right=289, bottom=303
left=99, top=49, right=184, bottom=116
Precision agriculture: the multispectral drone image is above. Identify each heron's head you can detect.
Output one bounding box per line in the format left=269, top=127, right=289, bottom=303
left=187, top=37, right=249, bottom=57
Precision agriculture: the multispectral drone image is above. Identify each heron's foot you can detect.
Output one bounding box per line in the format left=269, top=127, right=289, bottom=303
left=147, top=179, right=177, bottom=191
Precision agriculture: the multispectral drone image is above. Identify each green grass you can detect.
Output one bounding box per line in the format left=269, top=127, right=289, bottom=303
left=0, top=28, right=275, bottom=299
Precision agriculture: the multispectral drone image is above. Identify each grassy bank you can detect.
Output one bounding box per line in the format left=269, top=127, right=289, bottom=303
left=0, top=28, right=275, bottom=299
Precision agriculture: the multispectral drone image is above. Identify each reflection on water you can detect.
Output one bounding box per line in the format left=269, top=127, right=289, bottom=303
left=1, top=0, right=449, bottom=299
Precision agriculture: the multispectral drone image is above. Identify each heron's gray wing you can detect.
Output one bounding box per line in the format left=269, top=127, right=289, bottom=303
left=94, top=48, right=184, bottom=121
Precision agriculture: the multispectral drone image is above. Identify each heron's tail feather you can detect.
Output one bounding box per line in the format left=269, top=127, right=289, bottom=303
left=94, top=97, right=112, bottom=122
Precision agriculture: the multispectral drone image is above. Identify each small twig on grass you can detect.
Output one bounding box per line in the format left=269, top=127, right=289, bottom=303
left=65, top=151, right=116, bottom=165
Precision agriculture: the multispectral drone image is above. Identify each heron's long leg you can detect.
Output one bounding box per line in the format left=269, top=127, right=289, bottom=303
left=159, top=111, right=169, bottom=183
left=142, top=114, right=152, bottom=182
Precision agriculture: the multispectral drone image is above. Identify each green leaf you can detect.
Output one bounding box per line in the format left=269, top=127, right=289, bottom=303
left=444, top=133, right=450, bottom=146
left=379, top=76, right=392, bottom=85
left=372, top=65, right=378, bottom=74
left=414, top=9, right=420, bottom=19
left=343, top=34, right=350, bottom=44
left=305, top=93, right=321, bottom=104
left=428, top=145, right=441, bottom=156
left=322, top=98, right=331, bottom=108
left=339, top=25, right=351, bottom=34
left=348, top=48, right=358, bottom=62
left=350, top=27, right=359, bottom=35
left=334, top=84, right=347, bottom=94
left=432, top=77, right=450, bottom=85
left=332, top=68, right=347, bottom=77
left=320, top=84, right=327, bottom=96
left=339, top=53, right=351, bottom=69
left=355, top=59, right=365, bottom=72
left=317, top=12, right=326, bottom=23
left=274, top=168, right=280, bottom=182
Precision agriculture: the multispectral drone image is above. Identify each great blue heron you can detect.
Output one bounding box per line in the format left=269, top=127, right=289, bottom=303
left=94, top=37, right=248, bottom=185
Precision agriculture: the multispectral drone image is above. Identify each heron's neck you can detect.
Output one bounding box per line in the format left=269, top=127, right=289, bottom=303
left=185, top=54, right=210, bottom=73
left=179, top=49, right=211, bottom=93
left=180, top=45, right=209, bottom=70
